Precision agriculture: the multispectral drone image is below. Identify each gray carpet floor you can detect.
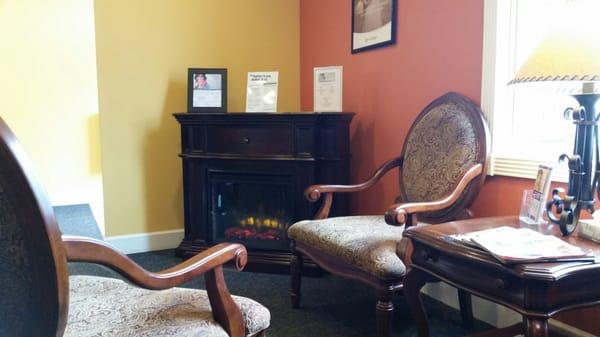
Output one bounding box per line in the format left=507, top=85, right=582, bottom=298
left=58, top=205, right=492, bottom=337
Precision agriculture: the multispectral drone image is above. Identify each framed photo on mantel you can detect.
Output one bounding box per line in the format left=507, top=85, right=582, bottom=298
left=351, top=0, right=397, bottom=53
left=187, top=68, right=227, bottom=113
left=246, top=71, right=279, bottom=113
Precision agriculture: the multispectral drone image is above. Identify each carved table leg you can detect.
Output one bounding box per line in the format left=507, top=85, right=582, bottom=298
left=404, top=268, right=430, bottom=337
left=290, top=247, right=303, bottom=309
left=458, top=289, right=474, bottom=328
left=524, top=317, right=548, bottom=337
left=376, top=289, right=394, bottom=337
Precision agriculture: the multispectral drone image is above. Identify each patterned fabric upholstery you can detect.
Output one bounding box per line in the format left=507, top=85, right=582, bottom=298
left=65, top=275, right=270, bottom=337
left=0, top=172, right=37, bottom=336
left=402, top=102, right=480, bottom=202
left=288, top=216, right=408, bottom=280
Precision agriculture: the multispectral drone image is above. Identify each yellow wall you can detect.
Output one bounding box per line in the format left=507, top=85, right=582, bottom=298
left=95, top=0, right=300, bottom=236
left=0, top=0, right=104, bottom=232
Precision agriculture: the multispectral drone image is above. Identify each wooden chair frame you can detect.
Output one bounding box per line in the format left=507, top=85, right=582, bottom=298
left=290, top=92, right=490, bottom=337
left=64, top=238, right=261, bottom=337
left=0, top=117, right=266, bottom=337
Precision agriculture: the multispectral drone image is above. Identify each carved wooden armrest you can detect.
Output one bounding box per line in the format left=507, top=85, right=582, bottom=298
left=63, top=236, right=247, bottom=337
left=63, top=236, right=247, bottom=288
left=384, top=163, right=483, bottom=227
left=305, top=156, right=403, bottom=219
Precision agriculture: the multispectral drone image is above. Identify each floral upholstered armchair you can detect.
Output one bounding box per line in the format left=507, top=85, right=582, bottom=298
left=0, top=117, right=270, bottom=337
left=287, top=92, right=490, bottom=337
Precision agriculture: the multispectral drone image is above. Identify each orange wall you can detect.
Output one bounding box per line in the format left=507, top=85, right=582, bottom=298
left=302, top=0, right=493, bottom=215
left=300, top=0, right=561, bottom=218
left=471, top=177, right=567, bottom=218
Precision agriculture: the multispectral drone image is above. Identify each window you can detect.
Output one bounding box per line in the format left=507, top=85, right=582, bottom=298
left=482, top=0, right=583, bottom=182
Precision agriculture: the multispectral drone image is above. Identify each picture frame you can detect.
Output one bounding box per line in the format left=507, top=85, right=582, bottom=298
left=245, top=71, right=279, bottom=112
left=314, top=66, right=343, bottom=112
left=351, top=0, right=397, bottom=54
left=187, top=68, right=227, bottom=113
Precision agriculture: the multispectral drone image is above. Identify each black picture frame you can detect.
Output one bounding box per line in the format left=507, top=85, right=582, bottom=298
left=351, top=0, right=397, bottom=54
left=187, top=68, right=227, bottom=113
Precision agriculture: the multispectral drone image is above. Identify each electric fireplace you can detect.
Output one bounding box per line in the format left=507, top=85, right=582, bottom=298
left=173, top=112, right=353, bottom=273
left=210, top=172, right=293, bottom=251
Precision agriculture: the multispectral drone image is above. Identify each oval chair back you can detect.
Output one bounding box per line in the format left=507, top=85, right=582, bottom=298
left=0, top=117, right=69, bottom=337
left=399, top=92, right=490, bottom=223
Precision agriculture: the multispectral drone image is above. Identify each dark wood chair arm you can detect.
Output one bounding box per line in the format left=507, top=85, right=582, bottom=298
left=305, top=156, right=403, bottom=219
left=305, top=156, right=403, bottom=202
left=63, top=236, right=247, bottom=289
left=63, top=236, right=247, bottom=337
left=384, top=163, right=483, bottom=226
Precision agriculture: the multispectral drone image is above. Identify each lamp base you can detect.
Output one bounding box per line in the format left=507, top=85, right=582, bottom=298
left=546, top=93, right=600, bottom=236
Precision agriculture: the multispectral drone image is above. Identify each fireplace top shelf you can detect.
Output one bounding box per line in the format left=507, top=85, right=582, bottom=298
left=173, top=112, right=355, bottom=123
left=174, top=111, right=354, bottom=115
left=174, top=112, right=353, bottom=160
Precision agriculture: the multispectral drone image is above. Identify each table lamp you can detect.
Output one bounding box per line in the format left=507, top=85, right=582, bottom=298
left=509, top=1, right=600, bottom=235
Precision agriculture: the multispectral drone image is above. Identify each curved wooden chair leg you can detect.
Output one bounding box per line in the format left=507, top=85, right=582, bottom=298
left=376, top=289, right=394, bottom=337
left=291, top=247, right=303, bottom=309
left=458, top=289, right=474, bottom=328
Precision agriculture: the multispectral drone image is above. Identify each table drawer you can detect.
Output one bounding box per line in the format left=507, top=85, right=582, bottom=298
left=412, top=243, right=525, bottom=307
left=206, top=124, right=293, bottom=156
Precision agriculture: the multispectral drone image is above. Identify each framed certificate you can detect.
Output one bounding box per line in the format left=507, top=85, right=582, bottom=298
left=187, top=68, right=227, bottom=113
left=352, top=0, right=397, bottom=53
left=314, top=66, right=343, bottom=112
left=245, top=71, right=279, bottom=112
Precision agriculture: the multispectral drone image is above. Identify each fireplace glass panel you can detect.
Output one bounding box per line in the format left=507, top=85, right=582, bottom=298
left=210, top=172, right=294, bottom=250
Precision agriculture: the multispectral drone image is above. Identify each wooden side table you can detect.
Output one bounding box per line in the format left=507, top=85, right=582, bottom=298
left=402, top=216, right=600, bottom=337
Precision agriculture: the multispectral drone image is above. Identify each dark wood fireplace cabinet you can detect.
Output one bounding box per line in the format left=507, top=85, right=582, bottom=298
left=173, top=112, right=354, bottom=273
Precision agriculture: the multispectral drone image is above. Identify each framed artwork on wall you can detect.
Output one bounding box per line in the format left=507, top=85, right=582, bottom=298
left=187, top=68, right=227, bottom=113
left=351, top=0, right=397, bottom=53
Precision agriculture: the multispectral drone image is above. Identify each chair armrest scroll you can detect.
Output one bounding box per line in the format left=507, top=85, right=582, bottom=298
left=384, top=163, right=483, bottom=226
left=62, top=236, right=247, bottom=290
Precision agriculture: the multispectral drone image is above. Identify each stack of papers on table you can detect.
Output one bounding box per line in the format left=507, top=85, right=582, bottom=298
left=449, top=226, right=595, bottom=265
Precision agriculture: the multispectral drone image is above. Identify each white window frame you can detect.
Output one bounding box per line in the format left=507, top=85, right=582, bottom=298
left=481, top=0, right=569, bottom=182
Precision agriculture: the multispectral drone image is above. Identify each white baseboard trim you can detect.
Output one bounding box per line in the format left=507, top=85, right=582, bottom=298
left=423, top=282, right=521, bottom=328
left=423, top=282, right=520, bottom=327
left=105, top=229, right=184, bottom=254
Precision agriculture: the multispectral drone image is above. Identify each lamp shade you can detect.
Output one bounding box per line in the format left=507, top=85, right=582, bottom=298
left=509, top=1, right=600, bottom=94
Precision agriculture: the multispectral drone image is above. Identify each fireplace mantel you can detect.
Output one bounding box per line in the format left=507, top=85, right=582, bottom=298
left=173, top=112, right=354, bottom=273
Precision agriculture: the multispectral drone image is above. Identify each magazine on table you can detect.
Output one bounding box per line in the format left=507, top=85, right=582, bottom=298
left=449, top=226, right=595, bottom=265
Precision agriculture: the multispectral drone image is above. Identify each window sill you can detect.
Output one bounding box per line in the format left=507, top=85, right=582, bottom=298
left=488, top=156, right=568, bottom=183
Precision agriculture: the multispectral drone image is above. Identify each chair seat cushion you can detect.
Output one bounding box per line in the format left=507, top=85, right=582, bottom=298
left=65, top=275, right=270, bottom=337
left=288, top=215, right=407, bottom=280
